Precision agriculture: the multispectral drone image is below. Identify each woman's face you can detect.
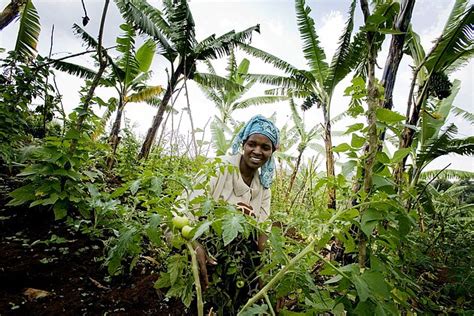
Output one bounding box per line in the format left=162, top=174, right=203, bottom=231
left=242, top=133, right=273, bottom=170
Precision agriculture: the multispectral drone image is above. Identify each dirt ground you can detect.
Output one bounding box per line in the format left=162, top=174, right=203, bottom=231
left=0, top=204, right=185, bottom=315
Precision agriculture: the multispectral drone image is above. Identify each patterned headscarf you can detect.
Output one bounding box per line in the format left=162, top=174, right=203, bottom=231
left=231, top=115, right=280, bottom=189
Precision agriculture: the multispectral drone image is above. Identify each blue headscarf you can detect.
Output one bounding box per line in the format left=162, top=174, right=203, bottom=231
left=231, top=115, right=280, bottom=189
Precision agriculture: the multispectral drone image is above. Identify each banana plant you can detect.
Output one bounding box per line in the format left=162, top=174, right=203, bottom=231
left=115, top=0, right=260, bottom=160
left=200, top=49, right=287, bottom=156
left=396, top=0, right=474, bottom=180
left=239, top=0, right=365, bottom=209
left=201, top=50, right=287, bottom=127
left=49, top=23, right=163, bottom=168
left=399, top=78, right=474, bottom=216
left=287, top=98, right=322, bottom=195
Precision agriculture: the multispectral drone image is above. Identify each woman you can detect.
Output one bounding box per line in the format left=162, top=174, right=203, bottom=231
left=207, top=114, right=279, bottom=222
left=188, top=115, right=280, bottom=289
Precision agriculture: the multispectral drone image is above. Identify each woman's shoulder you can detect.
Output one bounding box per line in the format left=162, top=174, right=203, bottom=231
left=213, top=154, right=240, bottom=167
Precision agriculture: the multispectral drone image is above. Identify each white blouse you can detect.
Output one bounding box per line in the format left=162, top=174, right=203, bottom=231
left=184, top=154, right=271, bottom=222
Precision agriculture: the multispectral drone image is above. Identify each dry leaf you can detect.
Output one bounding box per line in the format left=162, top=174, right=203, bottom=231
left=23, top=288, right=51, bottom=301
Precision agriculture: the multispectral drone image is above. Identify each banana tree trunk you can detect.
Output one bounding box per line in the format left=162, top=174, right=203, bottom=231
left=380, top=0, right=415, bottom=113
left=322, top=114, right=336, bottom=210
left=139, top=61, right=184, bottom=160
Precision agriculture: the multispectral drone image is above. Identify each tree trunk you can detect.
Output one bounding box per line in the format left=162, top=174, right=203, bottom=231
left=139, top=61, right=183, bottom=160
left=0, top=0, right=26, bottom=31
left=358, top=0, right=381, bottom=269
left=287, top=148, right=303, bottom=197
left=69, top=0, right=109, bottom=156
left=379, top=0, right=416, bottom=142
left=322, top=114, right=336, bottom=210
left=106, top=97, right=125, bottom=169
left=394, top=90, right=428, bottom=184
left=381, top=0, right=415, bottom=111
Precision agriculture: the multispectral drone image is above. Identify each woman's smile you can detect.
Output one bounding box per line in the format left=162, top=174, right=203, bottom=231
left=241, top=133, right=273, bottom=171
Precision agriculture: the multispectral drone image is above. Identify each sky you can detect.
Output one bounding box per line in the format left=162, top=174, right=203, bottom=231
left=0, top=0, right=473, bottom=172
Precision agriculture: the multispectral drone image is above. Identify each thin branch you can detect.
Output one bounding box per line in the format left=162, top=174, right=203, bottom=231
left=69, top=0, right=110, bottom=154
left=184, top=78, right=198, bottom=158
left=42, top=24, right=55, bottom=137
left=32, top=45, right=117, bottom=70
left=412, top=163, right=451, bottom=209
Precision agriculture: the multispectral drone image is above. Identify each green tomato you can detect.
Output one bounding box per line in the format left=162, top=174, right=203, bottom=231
left=236, top=280, right=245, bottom=288
left=181, top=225, right=194, bottom=239
left=172, top=215, right=189, bottom=229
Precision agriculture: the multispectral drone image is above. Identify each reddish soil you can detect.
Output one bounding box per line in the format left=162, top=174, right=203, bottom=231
left=0, top=205, right=185, bottom=315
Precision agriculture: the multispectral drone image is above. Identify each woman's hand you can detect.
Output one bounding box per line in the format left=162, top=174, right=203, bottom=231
left=192, top=240, right=217, bottom=290
left=236, top=202, right=255, bottom=218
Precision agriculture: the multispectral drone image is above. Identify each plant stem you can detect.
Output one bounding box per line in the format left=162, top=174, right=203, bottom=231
left=238, top=208, right=344, bottom=314
left=263, top=293, right=275, bottom=316
left=186, top=242, right=204, bottom=316
left=238, top=239, right=317, bottom=314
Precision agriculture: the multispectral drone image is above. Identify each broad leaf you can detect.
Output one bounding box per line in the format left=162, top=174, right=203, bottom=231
left=14, top=0, right=41, bottom=61
left=49, top=59, right=97, bottom=80
left=125, top=85, right=163, bottom=103
left=375, top=108, right=405, bottom=123
left=424, top=1, right=474, bottom=72
left=295, top=0, right=328, bottom=84
left=392, top=148, right=411, bottom=163
left=114, top=0, right=175, bottom=60
left=221, top=213, right=245, bottom=246
left=136, top=39, right=156, bottom=72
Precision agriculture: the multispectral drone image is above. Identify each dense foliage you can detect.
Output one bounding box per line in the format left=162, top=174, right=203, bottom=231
left=1, top=0, right=473, bottom=315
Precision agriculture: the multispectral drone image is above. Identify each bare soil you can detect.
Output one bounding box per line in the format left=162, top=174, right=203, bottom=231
left=0, top=205, right=185, bottom=315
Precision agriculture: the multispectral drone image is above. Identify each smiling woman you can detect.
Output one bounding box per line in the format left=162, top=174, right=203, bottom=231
left=181, top=115, right=280, bottom=292
left=211, top=114, right=280, bottom=222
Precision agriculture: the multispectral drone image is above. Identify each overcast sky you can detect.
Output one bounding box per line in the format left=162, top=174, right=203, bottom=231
left=0, top=0, right=472, bottom=172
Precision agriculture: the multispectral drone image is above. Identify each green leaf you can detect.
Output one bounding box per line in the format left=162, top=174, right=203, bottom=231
left=376, top=152, right=390, bottom=164
left=344, top=123, right=364, bottom=134
left=295, top=0, right=328, bottom=84
left=323, top=0, right=362, bottom=97
left=136, top=39, right=156, bottom=72
left=239, top=304, right=268, bottom=316
left=351, top=133, right=365, bottom=148
left=361, top=209, right=383, bottom=236
left=49, top=59, right=97, bottom=80
left=53, top=201, right=68, bottom=220
left=362, top=270, right=390, bottom=299
left=372, top=175, right=394, bottom=189
left=375, top=108, right=405, bottom=123
left=424, top=2, right=474, bottom=73
left=146, top=213, right=162, bottom=245
left=65, top=129, right=81, bottom=140
left=169, top=254, right=187, bottom=285
left=354, top=300, right=375, bottom=315
left=221, top=213, right=245, bottom=246
left=130, top=179, right=141, bottom=195
left=324, top=274, right=343, bottom=284
left=391, top=148, right=411, bottom=163
left=191, top=221, right=212, bottom=241
left=14, top=0, right=41, bottom=60
left=338, top=208, right=359, bottom=220
left=333, top=143, right=351, bottom=153
left=154, top=272, right=171, bottom=289
left=7, top=183, right=37, bottom=205
left=353, top=275, right=370, bottom=302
